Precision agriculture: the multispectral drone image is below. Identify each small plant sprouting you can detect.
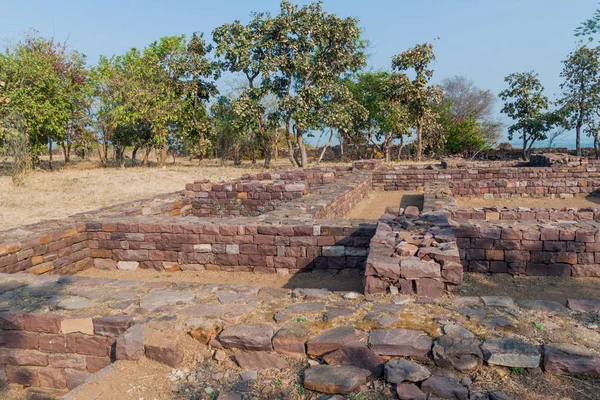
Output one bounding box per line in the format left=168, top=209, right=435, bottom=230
left=510, top=367, right=525, bottom=375
left=533, top=322, right=543, bottom=331
left=296, top=317, right=307, bottom=323
left=439, top=301, right=451, bottom=307
left=274, top=378, right=283, bottom=388
left=296, top=384, right=305, bottom=395
left=209, top=391, right=219, bottom=400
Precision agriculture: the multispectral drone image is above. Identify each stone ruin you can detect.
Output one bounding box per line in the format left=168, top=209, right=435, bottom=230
left=0, top=154, right=599, bottom=398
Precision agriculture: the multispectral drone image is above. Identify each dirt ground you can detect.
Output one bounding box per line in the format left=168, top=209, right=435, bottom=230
left=457, top=195, right=600, bottom=210
left=0, top=158, right=294, bottom=231
left=345, top=191, right=424, bottom=219
left=462, top=272, right=600, bottom=302
left=76, top=268, right=365, bottom=292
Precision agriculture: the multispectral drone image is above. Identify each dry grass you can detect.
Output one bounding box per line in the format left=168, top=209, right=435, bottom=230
left=0, top=157, right=295, bottom=231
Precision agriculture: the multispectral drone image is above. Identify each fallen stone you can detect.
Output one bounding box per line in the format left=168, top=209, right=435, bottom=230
left=323, top=344, right=384, bottom=376
left=384, top=359, right=431, bottom=384
left=415, top=278, right=445, bottom=298
left=481, top=338, right=540, bottom=368
left=489, top=391, right=512, bottom=400
left=433, top=325, right=482, bottom=371
left=378, top=315, right=399, bottom=327
left=144, top=338, right=183, bottom=368
left=219, top=324, right=274, bottom=351
left=239, top=370, right=258, bottom=381
left=272, top=323, right=310, bottom=358
left=369, top=329, right=432, bottom=360
left=186, top=319, right=223, bottom=344
left=216, top=392, right=242, bottom=400
left=396, top=383, right=426, bottom=400
left=404, top=206, right=420, bottom=218
left=421, top=376, right=468, bottom=400
left=543, top=343, right=600, bottom=376
left=566, top=299, right=600, bottom=312
left=115, top=324, right=146, bottom=361
left=307, top=326, right=367, bottom=357
left=140, top=290, right=195, bottom=310
left=303, top=365, right=371, bottom=394
left=234, top=351, right=288, bottom=370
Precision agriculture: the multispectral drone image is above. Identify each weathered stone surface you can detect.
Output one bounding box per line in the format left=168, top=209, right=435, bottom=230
left=400, top=256, right=441, bottom=279
left=415, top=278, right=445, bottom=298
left=216, top=291, right=259, bottom=304
left=481, top=338, right=541, bottom=368
left=421, top=376, right=468, bottom=400
left=516, top=300, right=568, bottom=313
left=55, top=296, right=95, bottom=310
left=396, top=383, right=427, bottom=400
left=307, top=326, right=367, bottom=357
left=384, top=359, right=431, bottom=384
left=369, top=329, right=432, bottom=360
left=323, top=344, right=384, bottom=376
left=61, top=318, right=94, bottom=335
left=272, top=323, right=309, bottom=358
left=567, top=298, right=600, bottom=312
left=543, top=343, right=600, bottom=376
left=115, top=324, right=146, bottom=361
left=140, top=290, right=194, bottom=309
left=481, top=296, right=515, bottom=309
left=93, top=315, right=135, bottom=337
left=219, top=323, right=274, bottom=351
left=303, top=365, right=370, bottom=394
left=324, top=307, right=355, bottom=321
left=117, top=261, right=139, bottom=271
left=366, top=254, right=401, bottom=281
left=292, top=288, right=331, bottom=300
left=144, top=338, right=184, bottom=368
left=404, top=206, right=420, bottom=218
left=65, top=368, right=90, bottom=390
left=433, top=325, right=482, bottom=371
left=234, top=351, right=288, bottom=370
left=285, top=302, right=325, bottom=314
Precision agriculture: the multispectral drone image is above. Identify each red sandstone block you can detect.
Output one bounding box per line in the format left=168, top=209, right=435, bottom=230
left=505, top=251, right=530, bottom=263
left=254, top=235, right=275, bottom=245
left=257, top=245, right=277, bottom=256
left=296, top=258, right=313, bottom=269
left=23, top=315, right=62, bottom=334
left=290, top=237, right=317, bottom=246
left=472, top=238, right=494, bottom=249
left=86, top=356, right=111, bottom=373
left=559, top=230, right=576, bottom=241
left=38, top=367, right=66, bottom=389
left=39, top=334, right=66, bottom=353
left=273, top=257, right=296, bottom=269
left=468, top=260, right=489, bottom=272
left=5, top=365, right=39, bottom=387
left=548, top=264, right=572, bottom=277
left=544, top=241, right=567, bottom=252
left=521, top=240, right=543, bottom=251
left=0, top=330, right=39, bottom=349
left=540, top=227, right=560, bottom=241
left=415, top=278, right=445, bottom=298
left=576, top=230, right=596, bottom=243
left=239, top=244, right=258, bottom=254
left=526, top=264, right=549, bottom=276
left=495, top=240, right=521, bottom=250
left=0, top=348, right=48, bottom=366
left=466, top=248, right=485, bottom=260
left=65, top=334, right=115, bottom=357
left=214, top=235, right=237, bottom=244
left=572, top=264, right=600, bottom=277
left=531, top=251, right=557, bottom=264
left=556, top=252, right=577, bottom=264
left=490, top=261, right=508, bottom=273
left=294, top=226, right=314, bottom=236
left=215, top=254, right=238, bottom=266
left=233, top=235, right=254, bottom=244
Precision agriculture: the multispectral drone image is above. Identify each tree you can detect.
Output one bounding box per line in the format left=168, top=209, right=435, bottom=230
left=499, top=71, right=558, bottom=160
left=345, top=71, right=409, bottom=162
left=213, top=13, right=279, bottom=167
left=576, top=5, right=600, bottom=37
left=268, top=1, right=367, bottom=167
left=440, top=76, right=502, bottom=146
left=558, top=45, right=600, bottom=156
left=392, top=43, right=444, bottom=161
left=0, top=34, right=88, bottom=169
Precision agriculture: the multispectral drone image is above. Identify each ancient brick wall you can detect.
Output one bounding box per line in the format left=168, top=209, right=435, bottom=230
left=452, top=208, right=600, bottom=222
left=454, top=221, right=600, bottom=277
left=88, top=219, right=375, bottom=274
left=0, top=311, right=128, bottom=396
left=373, top=164, right=600, bottom=198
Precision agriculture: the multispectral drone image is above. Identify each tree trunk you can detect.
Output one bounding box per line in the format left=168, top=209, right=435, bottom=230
left=97, top=147, right=107, bottom=167
left=317, top=129, right=334, bottom=164
left=132, top=145, right=139, bottom=166
left=143, top=148, right=151, bottom=166
left=233, top=144, right=241, bottom=166
left=522, top=129, right=528, bottom=161
left=158, top=146, right=167, bottom=168
left=398, top=136, right=405, bottom=161
left=285, top=125, right=299, bottom=168
left=48, top=140, right=53, bottom=171
left=115, top=145, right=125, bottom=168
left=384, top=137, right=391, bottom=163
left=297, top=130, right=307, bottom=168
left=416, top=124, right=423, bottom=162
left=595, top=133, right=599, bottom=160
left=576, top=118, right=583, bottom=157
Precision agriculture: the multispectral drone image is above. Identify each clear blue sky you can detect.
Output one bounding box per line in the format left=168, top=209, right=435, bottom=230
left=1, top=0, right=598, bottom=147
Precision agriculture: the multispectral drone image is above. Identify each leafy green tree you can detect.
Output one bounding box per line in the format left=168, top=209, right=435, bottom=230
left=558, top=45, right=600, bottom=156
left=0, top=34, right=88, bottom=168
left=499, top=71, right=558, bottom=160
left=268, top=1, right=367, bottom=167
left=392, top=43, right=443, bottom=161
left=576, top=5, right=600, bottom=37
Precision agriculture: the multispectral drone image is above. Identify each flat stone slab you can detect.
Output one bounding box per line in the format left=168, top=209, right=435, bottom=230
left=396, top=383, right=426, bottom=400
left=219, top=324, right=274, bottom=351
left=323, top=344, right=384, bottom=376
left=421, top=376, right=468, bottom=400
left=234, top=351, right=288, bottom=370
left=55, top=296, right=96, bottom=310
left=567, top=299, right=600, bottom=312
left=140, top=290, right=195, bottom=310
left=384, top=359, right=431, bottom=384
left=369, top=329, right=432, bottom=360
left=180, top=304, right=222, bottom=318
left=516, top=300, right=569, bottom=313
left=272, top=323, right=310, bottom=358
left=303, top=365, right=371, bottom=394
left=543, top=343, right=600, bottom=376
left=292, top=288, right=331, bottom=300
left=433, top=325, right=482, bottom=371
left=323, top=307, right=355, bottom=321
left=481, top=296, right=515, bottom=309
left=307, top=326, right=367, bottom=357
left=285, top=302, right=326, bottom=314
left=481, top=338, right=541, bottom=368
left=216, top=292, right=260, bottom=305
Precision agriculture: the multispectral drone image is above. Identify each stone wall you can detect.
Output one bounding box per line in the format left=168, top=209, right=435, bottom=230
left=88, top=218, right=375, bottom=274
left=373, top=164, right=600, bottom=198
left=452, top=207, right=600, bottom=222
left=455, top=220, right=600, bottom=277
